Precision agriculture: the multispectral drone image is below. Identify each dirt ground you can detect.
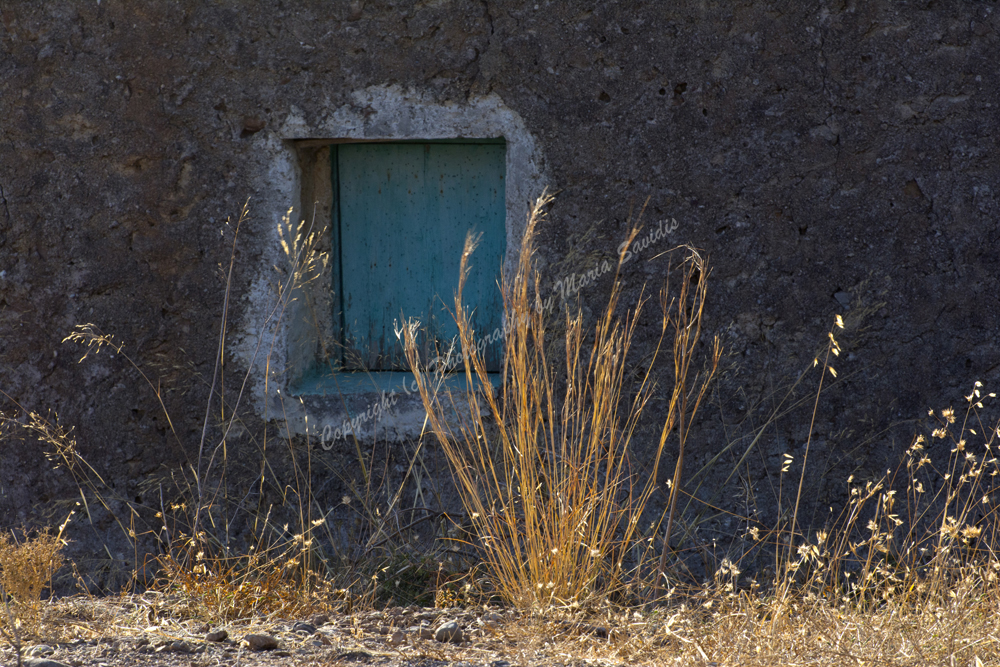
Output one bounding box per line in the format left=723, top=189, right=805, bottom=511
left=2, top=596, right=672, bottom=667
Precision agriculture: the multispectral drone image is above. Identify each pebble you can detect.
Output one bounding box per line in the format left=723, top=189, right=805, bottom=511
left=206, top=629, right=228, bottom=642
left=434, top=620, right=464, bottom=643
left=168, top=640, right=194, bottom=653
left=310, top=613, right=331, bottom=627
left=292, top=621, right=317, bottom=634
left=407, top=624, right=435, bottom=640
left=244, top=633, right=279, bottom=651
left=387, top=629, right=406, bottom=647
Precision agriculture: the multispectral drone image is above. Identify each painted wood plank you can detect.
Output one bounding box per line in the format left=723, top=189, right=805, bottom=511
left=335, top=142, right=506, bottom=371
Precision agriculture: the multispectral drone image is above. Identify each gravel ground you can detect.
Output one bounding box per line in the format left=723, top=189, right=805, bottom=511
left=1, top=598, right=658, bottom=667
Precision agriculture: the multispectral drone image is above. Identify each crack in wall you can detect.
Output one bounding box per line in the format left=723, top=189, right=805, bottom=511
left=0, top=183, right=10, bottom=228
left=472, top=0, right=495, bottom=91
left=481, top=0, right=494, bottom=38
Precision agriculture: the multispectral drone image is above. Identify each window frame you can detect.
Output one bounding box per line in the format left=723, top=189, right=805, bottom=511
left=288, top=138, right=508, bottom=397
left=232, top=86, right=547, bottom=441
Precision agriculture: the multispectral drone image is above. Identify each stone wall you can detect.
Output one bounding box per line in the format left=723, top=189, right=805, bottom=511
left=1, top=1, right=998, bottom=578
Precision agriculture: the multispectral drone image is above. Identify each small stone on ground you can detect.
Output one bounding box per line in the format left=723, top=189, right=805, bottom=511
left=434, top=620, right=464, bottom=643
left=244, top=633, right=279, bottom=651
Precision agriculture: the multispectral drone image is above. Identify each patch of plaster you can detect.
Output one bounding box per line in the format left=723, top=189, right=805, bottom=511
left=234, top=85, right=546, bottom=441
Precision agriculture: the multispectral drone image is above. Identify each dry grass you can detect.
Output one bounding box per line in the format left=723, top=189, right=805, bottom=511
left=0, top=525, right=66, bottom=662
left=593, top=379, right=1000, bottom=666
left=1, top=202, right=456, bottom=625
left=4, top=204, right=362, bottom=618
left=4, top=197, right=1000, bottom=666
left=401, top=193, right=721, bottom=609
left=392, top=193, right=1000, bottom=663
left=10, top=577, right=1000, bottom=666
left=153, top=545, right=339, bottom=621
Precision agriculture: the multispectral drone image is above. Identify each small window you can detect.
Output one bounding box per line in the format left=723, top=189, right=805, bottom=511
left=297, top=139, right=506, bottom=391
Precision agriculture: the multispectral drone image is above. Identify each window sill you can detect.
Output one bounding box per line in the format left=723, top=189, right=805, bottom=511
left=289, top=370, right=502, bottom=396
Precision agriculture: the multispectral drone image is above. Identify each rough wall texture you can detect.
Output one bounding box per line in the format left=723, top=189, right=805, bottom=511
left=1, top=0, right=998, bottom=581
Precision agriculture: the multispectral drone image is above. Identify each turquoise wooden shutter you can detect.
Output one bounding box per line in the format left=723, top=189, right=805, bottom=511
left=333, top=141, right=506, bottom=372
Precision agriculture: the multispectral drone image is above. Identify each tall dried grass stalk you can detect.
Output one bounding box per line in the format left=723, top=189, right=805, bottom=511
left=401, top=194, right=720, bottom=608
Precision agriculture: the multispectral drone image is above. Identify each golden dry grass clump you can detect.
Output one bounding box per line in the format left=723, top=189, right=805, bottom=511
left=0, top=528, right=65, bottom=643
left=401, top=193, right=720, bottom=610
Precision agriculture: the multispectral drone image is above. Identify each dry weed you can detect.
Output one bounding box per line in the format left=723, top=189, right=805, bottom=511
left=401, top=193, right=721, bottom=609
left=0, top=526, right=65, bottom=646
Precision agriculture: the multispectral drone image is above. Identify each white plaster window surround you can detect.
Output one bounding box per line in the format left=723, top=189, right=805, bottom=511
left=234, top=85, right=546, bottom=442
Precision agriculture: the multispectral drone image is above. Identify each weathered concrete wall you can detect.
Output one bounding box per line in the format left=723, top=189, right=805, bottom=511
left=1, top=1, right=998, bottom=576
